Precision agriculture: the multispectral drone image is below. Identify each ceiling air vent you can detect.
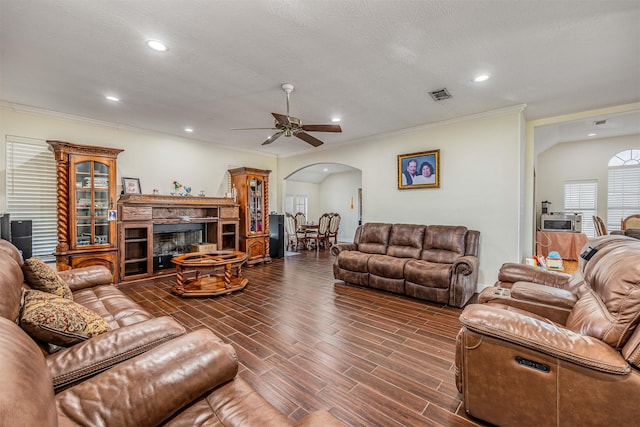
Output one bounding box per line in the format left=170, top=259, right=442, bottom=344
left=594, top=119, right=607, bottom=126
left=429, top=88, right=452, bottom=102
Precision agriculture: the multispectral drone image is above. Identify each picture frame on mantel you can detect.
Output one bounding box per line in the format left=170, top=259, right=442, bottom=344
left=397, top=149, right=440, bottom=189
left=122, top=177, right=141, bottom=194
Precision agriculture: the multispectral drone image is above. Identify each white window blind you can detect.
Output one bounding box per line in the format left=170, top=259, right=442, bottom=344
left=564, top=180, right=597, bottom=238
left=6, top=136, right=57, bottom=259
left=608, top=165, right=640, bottom=231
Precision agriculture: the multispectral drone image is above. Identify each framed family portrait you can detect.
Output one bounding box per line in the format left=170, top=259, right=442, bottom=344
left=122, top=177, right=141, bottom=194
left=397, top=149, right=440, bottom=189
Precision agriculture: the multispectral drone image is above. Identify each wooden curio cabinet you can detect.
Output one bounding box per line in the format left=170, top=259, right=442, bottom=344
left=229, top=167, right=271, bottom=266
left=48, top=141, right=123, bottom=281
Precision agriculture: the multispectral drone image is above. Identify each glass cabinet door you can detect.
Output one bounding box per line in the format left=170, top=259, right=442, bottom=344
left=248, top=177, right=264, bottom=234
left=74, top=160, right=111, bottom=247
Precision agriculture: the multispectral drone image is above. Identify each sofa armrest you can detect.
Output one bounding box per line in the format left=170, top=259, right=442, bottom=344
left=331, top=243, right=357, bottom=256
left=56, top=328, right=238, bottom=427
left=57, top=265, right=113, bottom=291
left=47, top=316, right=186, bottom=391
left=497, top=262, right=571, bottom=288
left=460, top=304, right=629, bottom=375
left=478, top=282, right=575, bottom=324
left=511, top=281, right=577, bottom=309
left=453, top=255, right=479, bottom=275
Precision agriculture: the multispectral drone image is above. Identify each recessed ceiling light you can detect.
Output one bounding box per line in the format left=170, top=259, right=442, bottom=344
left=331, top=117, right=341, bottom=123
left=588, top=133, right=597, bottom=137
left=473, top=74, right=490, bottom=83
left=323, top=168, right=329, bottom=172
left=105, top=95, right=120, bottom=102
left=146, top=39, right=168, bottom=52
left=184, top=127, right=194, bottom=133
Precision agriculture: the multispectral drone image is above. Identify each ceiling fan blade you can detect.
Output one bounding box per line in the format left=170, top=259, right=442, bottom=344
left=301, top=124, right=342, bottom=133
left=261, top=131, right=284, bottom=145
left=232, top=127, right=278, bottom=131
left=271, top=112, right=291, bottom=127
left=294, top=131, right=324, bottom=147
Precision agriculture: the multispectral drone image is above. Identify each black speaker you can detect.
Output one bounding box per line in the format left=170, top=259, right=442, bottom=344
left=0, top=213, right=10, bottom=241
left=11, top=220, right=32, bottom=259
left=269, top=214, right=284, bottom=258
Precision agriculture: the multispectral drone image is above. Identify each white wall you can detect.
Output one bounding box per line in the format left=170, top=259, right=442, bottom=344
left=0, top=107, right=278, bottom=210
left=2, top=105, right=526, bottom=289
left=282, top=180, right=320, bottom=217
left=318, top=170, right=361, bottom=242
left=536, top=134, right=640, bottom=227
left=278, top=107, right=526, bottom=288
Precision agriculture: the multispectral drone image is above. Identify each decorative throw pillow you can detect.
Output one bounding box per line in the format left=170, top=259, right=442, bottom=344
left=19, top=289, right=110, bottom=346
left=22, top=257, right=74, bottom=300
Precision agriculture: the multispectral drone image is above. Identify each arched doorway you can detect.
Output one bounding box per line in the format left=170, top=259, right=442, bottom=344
left=283, top=163, right=362, bottom=243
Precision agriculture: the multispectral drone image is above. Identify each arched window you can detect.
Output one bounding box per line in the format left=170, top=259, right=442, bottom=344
left=608, top=149, right=640, bottom=231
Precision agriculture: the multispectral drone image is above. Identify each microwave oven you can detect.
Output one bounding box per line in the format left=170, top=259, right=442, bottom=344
left=541, top=213, right=582, bottom=232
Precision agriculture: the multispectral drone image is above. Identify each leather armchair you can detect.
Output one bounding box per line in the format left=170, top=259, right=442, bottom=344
left=455, top=235, right=640, bottom=426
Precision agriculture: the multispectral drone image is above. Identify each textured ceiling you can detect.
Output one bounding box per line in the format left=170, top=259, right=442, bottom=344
left=1, top=0, right=639, bottom=157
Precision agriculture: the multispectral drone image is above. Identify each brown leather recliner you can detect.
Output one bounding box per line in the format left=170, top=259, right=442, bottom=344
left=455, top=235, right=640, bottom=426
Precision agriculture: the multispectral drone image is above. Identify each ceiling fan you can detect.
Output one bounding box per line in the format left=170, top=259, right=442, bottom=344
left=235, top=83, right=342, bottom=147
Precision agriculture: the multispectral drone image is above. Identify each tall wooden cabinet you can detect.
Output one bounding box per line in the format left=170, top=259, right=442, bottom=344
left=48, top=141, right=123, bottom=281
left=229, top=167, right=271, bottom=266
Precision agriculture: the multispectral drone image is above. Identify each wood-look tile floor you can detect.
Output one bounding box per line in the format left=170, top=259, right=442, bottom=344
left=119, top=250, right=489, bottom=426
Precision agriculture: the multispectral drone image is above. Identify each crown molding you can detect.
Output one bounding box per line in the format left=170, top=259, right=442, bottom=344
left=278, top=104, right=528, bottom=159
left=0, top=101, right=278, bottom=159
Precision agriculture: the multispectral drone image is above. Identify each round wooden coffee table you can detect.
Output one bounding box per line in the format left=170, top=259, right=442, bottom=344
left=171, top=251, right=248, bottom=297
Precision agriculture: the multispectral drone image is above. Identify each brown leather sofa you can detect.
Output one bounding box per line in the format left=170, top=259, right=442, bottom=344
left=331, top=223, right=480, bottom=307
left=0, top=239, right=345, bottom=426
left=455, top=235, right=640, bottom=426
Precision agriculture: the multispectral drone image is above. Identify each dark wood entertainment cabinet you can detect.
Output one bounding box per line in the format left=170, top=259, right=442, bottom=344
left=117, top=194, right=240, bottom=282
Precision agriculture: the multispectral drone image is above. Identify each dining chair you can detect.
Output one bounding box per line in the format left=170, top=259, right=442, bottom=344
left=327, top=213, right=341, bottom=245
left=284, top=213, right=298, bottom=251
left=312, top=213, right=332, bottom=250
left=622, top=214, right=640, bottom=230
left=294, top=212, right=306, bottom=228
left=293, top=213, right=310, bottom=250
left=593, top=215, right=608, bottom=236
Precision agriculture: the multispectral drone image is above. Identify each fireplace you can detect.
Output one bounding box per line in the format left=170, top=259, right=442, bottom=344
left=153, top=223, right=205, bottom=271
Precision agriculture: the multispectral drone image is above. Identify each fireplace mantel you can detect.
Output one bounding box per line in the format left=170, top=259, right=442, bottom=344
left=118, top=194, right=236, bottom=206
left=117, top=195, right=240, bottom=282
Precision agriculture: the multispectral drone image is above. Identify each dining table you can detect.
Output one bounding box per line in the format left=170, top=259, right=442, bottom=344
left=297, top=224, right=319, bottom=250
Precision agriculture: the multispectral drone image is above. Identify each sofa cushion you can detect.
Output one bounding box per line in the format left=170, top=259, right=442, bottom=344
left=0, top=238, right=24, bottom=265
left=420, top=225, right=467, bottom=263
left=0, top=317, right=58, bottom=427
left=22, top=257, right=73, bottom=300
left=337, top=251, right=372, bottom=273
left=386, top=224, right=425, bottom=258
left=357, top=223, right=391, bottom=254
left=72, top=284, right=153, bottom=329
left=0, top=253, right=25, bottom=322
left=19, top=289, right=110, bottom=347
left=404, top=260, right=451, bottom=289
left=368, top=254, right=409, bottom=279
